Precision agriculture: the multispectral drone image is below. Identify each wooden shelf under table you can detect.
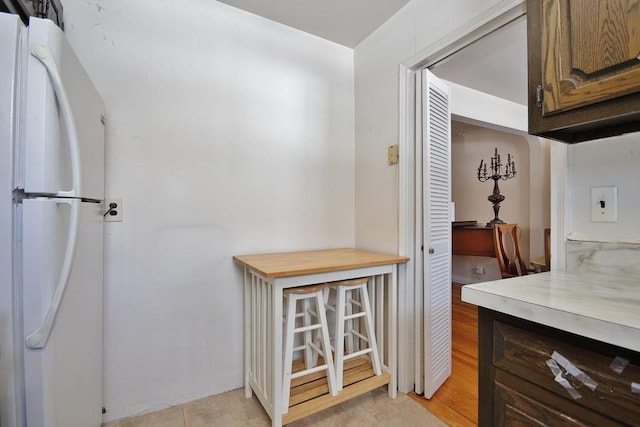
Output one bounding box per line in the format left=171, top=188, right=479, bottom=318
left=283, top=357, right=390, bottom=425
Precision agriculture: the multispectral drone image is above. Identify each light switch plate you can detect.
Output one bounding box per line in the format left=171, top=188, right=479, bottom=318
left=590, top=186, right=617, bottom=223
left=388, top=145, right=399, bottom=165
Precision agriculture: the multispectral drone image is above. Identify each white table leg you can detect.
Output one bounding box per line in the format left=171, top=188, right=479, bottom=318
left=389, top=266, right=398, bottom=398
left=271, top=283, right=284, bottom=427
left=244, top=268, right=252, bottom=398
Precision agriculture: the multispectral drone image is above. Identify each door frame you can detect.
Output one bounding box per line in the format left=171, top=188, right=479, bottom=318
left=396, top=0, right=568, bottom=393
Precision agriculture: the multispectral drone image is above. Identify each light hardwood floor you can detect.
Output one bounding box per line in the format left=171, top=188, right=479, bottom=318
left=409, top=282, right=479, bottom=426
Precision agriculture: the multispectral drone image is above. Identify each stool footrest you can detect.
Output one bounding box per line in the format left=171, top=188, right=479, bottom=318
left=294, top=324, right=322, bottom=333
left=344, top=312, right=366, bottom=321
left=344, top=348, right=373, bottom=360
left=291, top=363, right=330, bottom=379
left=348, top=329, right=369, bottom=342
left=292, top=344, right=308, bottom=352
left=347, top=299, right=363, bottom=308
left=306, top=341, right=325, bottom=357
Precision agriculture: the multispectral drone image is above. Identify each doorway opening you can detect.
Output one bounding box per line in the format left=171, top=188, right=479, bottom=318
left=397, top=10, right=556, bottom=426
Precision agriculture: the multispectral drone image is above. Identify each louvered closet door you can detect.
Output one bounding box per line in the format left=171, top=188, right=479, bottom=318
left=422, top=69, right=452, bottom=399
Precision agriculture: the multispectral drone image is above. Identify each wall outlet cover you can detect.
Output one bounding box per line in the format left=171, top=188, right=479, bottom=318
left=104, top=197, right=123, bottom=222
left=473, top=265, right=485, bottom=275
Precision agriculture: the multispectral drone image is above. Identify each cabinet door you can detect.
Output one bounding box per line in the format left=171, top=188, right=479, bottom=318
left=479, top=308, right=640, bottom=426
left=540, top=0, right=640, bottom=116
left=495, top=379, right=624, bottom=427
left=527, top=0, right=640, bottom=142
left=493, top=321, right=640, bottom=425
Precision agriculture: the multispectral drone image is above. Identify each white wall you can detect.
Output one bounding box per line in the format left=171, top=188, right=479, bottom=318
left=568, top=133, right=640, bottom=241
left=447, top=82, right=551, bottom=261
left=451, top=126, right=531, bottom=283
left=354, top=0, right=519, bottom=252
left=64, top=0, right=355, bottom=421
left=452, top=129, right=530, bottom=254
left=354, top=0, right=638, bottom=258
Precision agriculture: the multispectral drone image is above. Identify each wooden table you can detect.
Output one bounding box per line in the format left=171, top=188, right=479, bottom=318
left=233, top=248, right=409, bottom=426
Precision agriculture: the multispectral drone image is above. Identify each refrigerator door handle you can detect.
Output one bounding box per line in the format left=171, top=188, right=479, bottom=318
left=30, top=45, right=82, bottom=198
left=25, top=199, right=80, bottom=349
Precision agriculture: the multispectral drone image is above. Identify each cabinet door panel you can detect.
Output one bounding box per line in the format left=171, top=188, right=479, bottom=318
left=493, top=321, right=640, bottom=425
left=495, top=378, right=623, bottom=427
left=541, top=0, right=640, bottom=115
left=569, top=2, right=640, bottom=75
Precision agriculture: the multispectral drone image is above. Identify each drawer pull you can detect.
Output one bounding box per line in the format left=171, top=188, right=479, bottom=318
left=551, top=351, right=598, bottom=391
left=546, top=358, right=581, bottom=399
left=610, top=356, right=629, bottom=374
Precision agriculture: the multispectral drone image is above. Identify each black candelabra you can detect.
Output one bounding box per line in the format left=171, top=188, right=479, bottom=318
left=477, top=147, right=517, bottom=227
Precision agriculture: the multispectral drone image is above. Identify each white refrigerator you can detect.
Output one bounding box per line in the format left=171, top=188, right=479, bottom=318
left=0, top=12, right=105, bottom=427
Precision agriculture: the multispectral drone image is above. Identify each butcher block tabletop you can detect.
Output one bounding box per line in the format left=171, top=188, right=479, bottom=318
left=233, top=248, right=409, bottom=278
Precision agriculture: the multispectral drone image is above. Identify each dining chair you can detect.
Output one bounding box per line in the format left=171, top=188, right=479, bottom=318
left=544, top=227, right=551, bottom=271
left=493, top=223, right=534, bottom=278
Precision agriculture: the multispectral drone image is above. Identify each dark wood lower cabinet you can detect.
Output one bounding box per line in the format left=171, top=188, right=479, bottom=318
left=495, top=372, right=623, bottom=426
left=478, top=308, right=640, bottom=426
left=496, top=382, right=580, bottom=426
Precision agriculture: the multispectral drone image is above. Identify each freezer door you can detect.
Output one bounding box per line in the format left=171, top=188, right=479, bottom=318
left=20, top=17, right=104, bottom=200
left=21, top=198, right=103, bottom=427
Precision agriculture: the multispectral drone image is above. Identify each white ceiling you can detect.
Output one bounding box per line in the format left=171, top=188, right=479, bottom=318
left=216, top=0, right=412, bottom=48
left=431, top=16, right=528, bottom=106
left=216, top=1, right=528, bottom=106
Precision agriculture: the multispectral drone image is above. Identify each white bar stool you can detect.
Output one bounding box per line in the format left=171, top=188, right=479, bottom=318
left=282, top=283, right=337, bottom=413
left=325, top=277, right=382, bottom=390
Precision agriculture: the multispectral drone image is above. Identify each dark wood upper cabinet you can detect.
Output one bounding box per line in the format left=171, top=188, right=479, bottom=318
left=527, top=0, right=640, bottom=142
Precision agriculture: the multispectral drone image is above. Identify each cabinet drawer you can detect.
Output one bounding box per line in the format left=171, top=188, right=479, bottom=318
left=493, top=321, right=640, bottom=425
left=495, top=376, right=623, bottom=427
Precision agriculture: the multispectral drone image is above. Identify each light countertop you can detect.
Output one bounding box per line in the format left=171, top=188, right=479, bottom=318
left=461, top=271, right=640, bottom=352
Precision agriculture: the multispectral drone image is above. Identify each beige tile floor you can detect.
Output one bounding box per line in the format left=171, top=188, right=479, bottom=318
left=102, top=387, right=446, bottom=427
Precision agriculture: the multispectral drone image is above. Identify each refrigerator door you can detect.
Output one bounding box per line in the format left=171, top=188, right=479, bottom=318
left=20, top=17, right=104, bottom=200
left=21, top=198, right=103, bottom=427
left=0, top=12, right=22, bottom=427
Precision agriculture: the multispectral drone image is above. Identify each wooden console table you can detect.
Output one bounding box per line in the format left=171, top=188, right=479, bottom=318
left=233, top=248, right=409, bottom=426
left=452, top=224, right=495, bottom=258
